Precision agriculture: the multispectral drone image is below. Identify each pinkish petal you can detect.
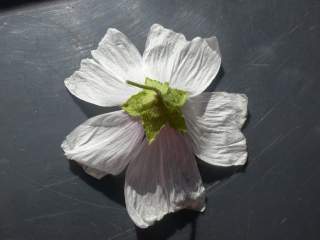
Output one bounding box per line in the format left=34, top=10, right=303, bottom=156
left=125, top=127, right=205, bottom=228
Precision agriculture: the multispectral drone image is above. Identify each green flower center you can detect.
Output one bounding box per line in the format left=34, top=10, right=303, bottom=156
left=122, top=78, right=188, bottom=143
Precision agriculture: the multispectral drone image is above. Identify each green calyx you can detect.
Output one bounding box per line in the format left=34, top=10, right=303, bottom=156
left=122, top=78, right=188, bottom=143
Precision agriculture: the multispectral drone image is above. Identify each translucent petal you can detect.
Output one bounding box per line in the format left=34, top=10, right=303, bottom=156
left=65, top=28, right=144, bottom=107
left=143, top=24, right=221, bottom=96
left=183, top=92, right=248, bottom=166
left=125, top=127, right=205, bottom=228
left=61, top=110, right=144, bottom=177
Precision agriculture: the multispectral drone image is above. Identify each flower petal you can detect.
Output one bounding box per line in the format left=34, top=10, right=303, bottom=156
left=61, top=110, right=145, bottom=177
left=205, top=36, right=221, bottom=56
left=125, top=127, right=205, bottom=228
left=143, top=24, right=221, bottom=96
left=65, top=28, right=144, bottom=107
left=81, top=166, right=108, bottom=180
left=183, top=92, right=248, bottom=166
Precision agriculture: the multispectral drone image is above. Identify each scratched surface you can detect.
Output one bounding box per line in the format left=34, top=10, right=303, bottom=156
left=0, top=0, right=320, bottom=239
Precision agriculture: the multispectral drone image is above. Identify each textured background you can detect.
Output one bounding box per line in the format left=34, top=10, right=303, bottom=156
left=1, top=0, right=320, bottom=239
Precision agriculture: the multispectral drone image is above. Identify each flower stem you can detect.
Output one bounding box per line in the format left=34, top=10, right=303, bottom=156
left=126, top=80, right=162, bottom=96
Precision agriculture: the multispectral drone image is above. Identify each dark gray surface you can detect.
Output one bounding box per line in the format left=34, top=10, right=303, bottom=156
left=1, top=0, right=320, bottom=239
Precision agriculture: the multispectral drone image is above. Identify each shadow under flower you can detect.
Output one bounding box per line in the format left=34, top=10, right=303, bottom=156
left=70, top=93, right=120, bottom=118
left=135, top=209, right=199, bottom=240
left=206, top=66, right=225, bottom=92
left=197, top=160, right=247, bottom=185
left=69, top=161, right=126, bottom=206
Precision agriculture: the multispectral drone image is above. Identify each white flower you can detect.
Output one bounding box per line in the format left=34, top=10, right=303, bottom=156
left=61, top=24, right=248, bottom=228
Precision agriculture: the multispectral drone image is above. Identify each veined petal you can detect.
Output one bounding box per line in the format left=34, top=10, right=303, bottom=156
left=143, top=24, right=221, bottom=96
left=65, top=28, right=144, bottom=107
left=183, top=92, right=248, bottom=166
left=61, top=110, right=144, bottom=177
left=125, top=127, right=205, bottom=228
